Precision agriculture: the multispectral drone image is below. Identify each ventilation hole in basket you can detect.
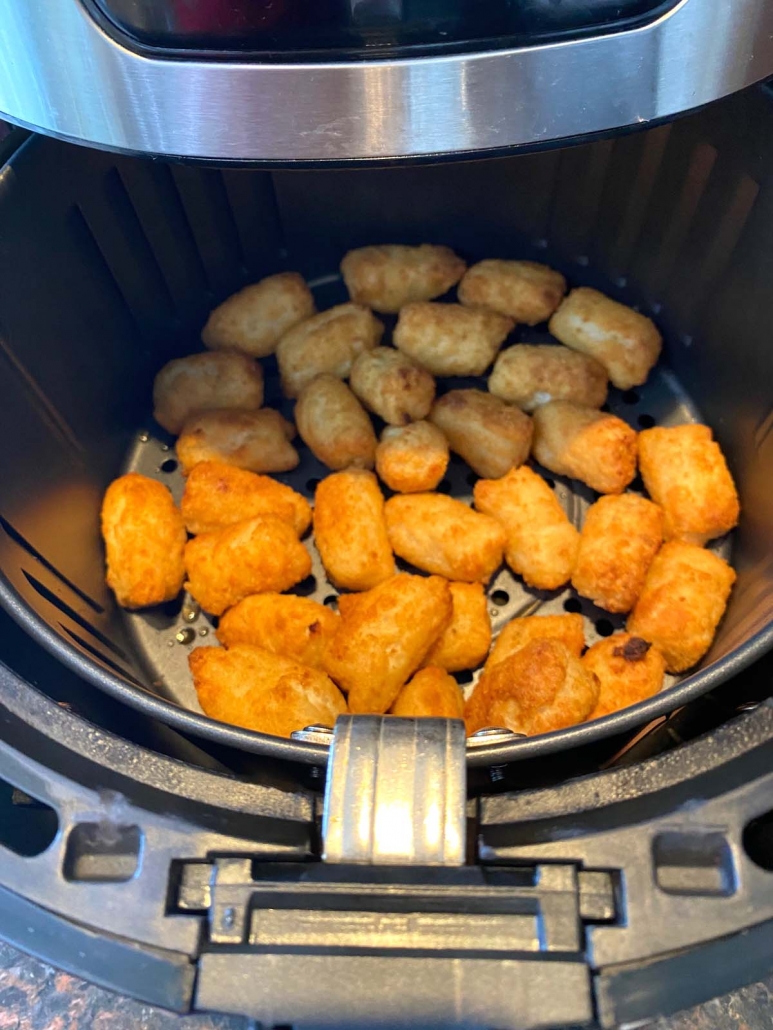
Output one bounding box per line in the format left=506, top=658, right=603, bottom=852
left=563, top=597, right=583, bottom=614
left=0, top=777, right=58, bottom=857
left=22, top=570, right=128, bottom=660
left=638, top=413, right=656, bottom=429
left=595, top=618, right=615, bottom=637
left=292, top=575, right=317, bottom=597
left=454, top=670, right=474, bottom=686
left=323, top=595, right=338, bottom=609
left=437, top=479, right=452, bottom=494
left=466, top=471, right=479, bottom=487
left=622, top=390, right=640, bottom=405
left=60, top=625, right=144, bottom=687
left=159, top=458, right=178, bottom=474
left=306, top=478, right=321, bottom=492
left=743, top=811, right=773, bottom=871
left=490, top=590, right=510, bottom=607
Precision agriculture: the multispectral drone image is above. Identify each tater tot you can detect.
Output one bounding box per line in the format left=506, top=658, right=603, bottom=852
left=295, top=375, right=377, bottom=471
left=583, top=633, right=666, bottom=720
left=184, top=516, right=312, bottom=616
left=474, top=467, right=579, bottom=590
left=101, top=473, right=186, bottom=609
left=423, top=582, right=491, bottom=672
left=176, top=408, right=298, bottom=475
left=549, top=287, right=662, bottom=390
left=375, top=421, right=449, bottom=494
left=313, top=470, right=395, bottom=591
left=349, top=347, right=436, bottom=426
left=627, top=541, right=736, bottom=673
left=486, top=613, right=585, bottom=670
left=340, top=244, right=466, bottom=314
left=323, top=574, right=453, bottom=713
left=391, top=667, right=465, bottom=719
left=190, top=645, right=346, bottom=738
left=638, top=424, right=740, bottom=545
left=385, top=494, right=506, bottom=583
left=393, top=302, right=514, bottom=377
left=217, top=594, right=338, bottom=669
left=429, top=389, right=533, bottom=479
left=532, top=401, right=637, bottom=494
left=276, top=303, right=384, bottom=398
left=153, top=351, right=264, bottom=435
left=458, top=260, right=567, bottom=326
left=488, top=344, right=608, bottom=412
left=180, top=461, right=311, bottom=536
left=201, top=272, right=315, bottom=358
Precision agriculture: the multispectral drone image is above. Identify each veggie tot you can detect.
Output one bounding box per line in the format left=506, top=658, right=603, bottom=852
left=295, top=375, right=377, bottom=471
left=423, top=582, right=492, bottom=672
left=393, top=302, right=514, bottom=377
left=532, top=401, right=637, bottom=494
left=176, top=408, right=298, bottom=475
left=349, top=346, right=435, bottom=426
left=627, top=541, right=736, bottom=673
left=583, top=633, right=666, bottom=720
left=391, top=667, right=465, bottom=719
left=486, top=613, right=585, bottom=670
left=340, top=244, right=466, bottom=314
left=152, top=351, right=264, bottom=435
left=488, top=344, right=608, bottom=412
left=549, top=287, right=662, bottom=390
left=375, top=421, right=449, bottom=493
left=638, top=424, right=740, bottom=545
left=474, top=467, right=579, bottom=591
left=217, top=594, right=338, bottom=670
left=458, top=260, right=566, bottom=325
left=429, top=389, right=533, bottom=479
left=313, top=470, right=395, bottom=591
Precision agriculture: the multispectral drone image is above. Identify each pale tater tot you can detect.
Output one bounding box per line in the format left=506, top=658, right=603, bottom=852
left=217, top=594, right=338, bottom=670
left=349, top=347, right=435, bottom=426
left=458, top=260, right=566, bottom=326
left=583, top=633, right=666, bottom=720
left=549, top=287, right=662, bottom=390
left=101, top=473, right=186, bottom=609
left=486, top=613, right=585, bottom=670
left=180, top=461, right=311, bottom=536
left=323, top=574, right=453, bottom=713
left=313, top=470, right=395, bottom=591
left=532, top=401, right=637, bottom=494
left=638, top=424, right=740, bottom=545
left=385, top=494, right=506, bottom=583
left=201, top=272, right=315, bottom=358
left=393, top=302, right=514, bottom=377
left=340, top=244, right=466, bottom=314
left=423, top=582, right=491, bottom=672
left=429, top=389, right=533, bottom=479
left=375, top=421, right=449, bottom=494
left=184, top=516, right=312, bottom=616
left=153, top=351, right=264, bottom=435
left=488, top=344, right=608, bottom=412
left=627, top=541, right=736, bottom=673
left=190, top=645, right=346, bottom=738
left=176, top=408, right=298, bottom=475
left=391, top=667, right=465, bottom=719
left=474, top=467, right=579, bottom=590
left=276, top=303, right=384, bottom=399
left=295, top=375, right=377, bottom=471
left=465, top=640, right=599, bottom=736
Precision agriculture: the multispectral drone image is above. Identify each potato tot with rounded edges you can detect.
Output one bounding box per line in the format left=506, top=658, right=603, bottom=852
left=190, top=645, right=346, bottom=738
left=217, top=594, right=338, bottom=669
left=184, top=516, right=312, bottom=616
left=101, top=473, right=185, bottom=609
left=385, top=494, right=506, bottom=583
left=153, top=351, right=264, bottom=435
left=295, top=375, right=377, bottom=471
left=486, top=613, right=585, bottom=671
left=323, top=574, right=452, bottom=714
left=349, top=346, right=436, bottom=426
left=549, top=287, right=662, bottom=390
left=474, top=467, right=579, bottom=591
left=627, top=541, right=736, bottom=673
left=638, top=424, right=740, bottom=545
left=391, top=667, right=465, bottom=719
left=201, top=272, right=315, bottom=358
left=423, top=582, right=491, bottom=672
left=376, top=421, right=449, bottom=494
left=458, top=260, right=566, bottom=326
left=429, top=389, right=533, bottom=479
left=276, top=303, right=384, bottom=398
left=488, top=344, right=608, bottom=413
left=532, top=401, right=637, bottom=494
left=176, top=408, right=298, bottom=476
left=583, top=633, right=666, bottom=720
left=180, top=461, right=311, bottom=537
left=393, top=302, right=514, bottom=377
left=340, top=244, right=466, bottom=314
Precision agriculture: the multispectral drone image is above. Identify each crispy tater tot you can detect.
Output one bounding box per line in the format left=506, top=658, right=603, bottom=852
left=638, top=424, right=740, bottom=545
left=583, top=633, right=666, bottom=720
left=488, top=344, right=608, bottom=412
left=429, top=389, right=533, bottom=479
left=276, top=303, right=384, bottom=398
left=375, top=421, right=449, bottom=494
left=323, top=574, right=452, bottom=713
left=474, top=467, right=579, bottom=590
left=190, top=645, right=346, bottom=738
left=423, top=582, right=491, bottom=672
left=486, top=613, right=585, bottom=670
left=391, top=667, right=465, bottom=719
left=180, top=461, right=311, bottom=536
left=393, top=302, right=514, bottom=377
left=458, top=260, right=566, bottom=325
left=295, top=375, right=377, bottom=471
left=201, top=272, right=315, bottom=358
left=101, top=473, right=186, bottom=609
left=628, top=541, right=736, bottom=673
left=176, top=408, right=298, bottom=476
left=349, top=346, right=436, bottom=426
left=184, top=516, right=312, bottom=616
left=153, top=351, right=264, bottom=435
left=217, top=594, right=338, bottom=669
left=313, top=470, right=395, bottom=591
left=340, top=244, right=466, bottom=314
left=549, top=287, right=662, bottom=390
left=532, top=400, right=637, bottom=494
left=572, top=494, right=663, bottom=613
left=385, top=494, right=506, bottom=583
